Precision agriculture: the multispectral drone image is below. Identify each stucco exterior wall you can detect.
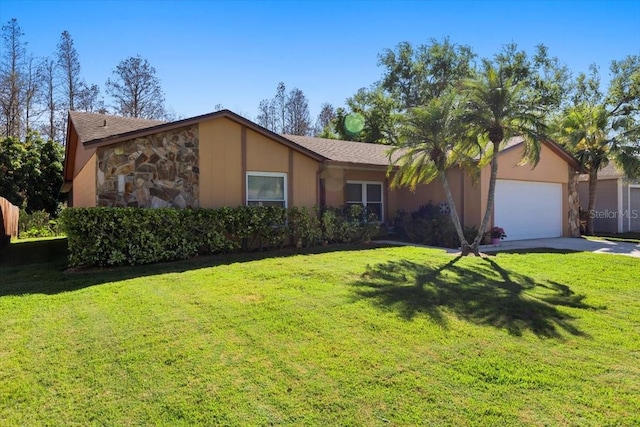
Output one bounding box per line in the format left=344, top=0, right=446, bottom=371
left=199, top=118, right=319, bottom=208
left=321, top=167, right=390, bottom=217
left=629, top=185, right=640, bottom=232
left=199, top=118, right=243, bottom=208
left=292, top=153, right=320, bottom=207
left=579, top=179, right=620, bottom=233
left=391, top=169, right=465, bottom=216
left=72, top=153, right=97, bottom=207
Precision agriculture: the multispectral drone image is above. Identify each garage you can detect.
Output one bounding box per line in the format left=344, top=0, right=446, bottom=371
left=494, top=180, right=563, bottom=241
left=630, top=186, right=640, bottom=232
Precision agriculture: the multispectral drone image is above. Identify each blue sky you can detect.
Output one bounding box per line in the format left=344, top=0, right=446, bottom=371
left=2, top=0, right=639, bottom=121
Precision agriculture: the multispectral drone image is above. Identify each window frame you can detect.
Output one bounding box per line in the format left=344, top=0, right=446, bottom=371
left=246, top=171, right=288, bottom=208
left=346, top=180, right=384, bottom=221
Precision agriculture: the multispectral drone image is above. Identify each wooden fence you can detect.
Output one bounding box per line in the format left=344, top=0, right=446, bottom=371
left=1, top=196, right=19, bottom=245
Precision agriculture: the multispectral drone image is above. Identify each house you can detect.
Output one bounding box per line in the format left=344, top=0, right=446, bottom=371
left=62, top=109, right=580, bottom=241
left=578, top=164, right=640, bottom=233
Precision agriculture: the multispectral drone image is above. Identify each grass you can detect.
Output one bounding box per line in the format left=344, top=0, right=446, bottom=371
left=1, top=239, right=639, bottom=426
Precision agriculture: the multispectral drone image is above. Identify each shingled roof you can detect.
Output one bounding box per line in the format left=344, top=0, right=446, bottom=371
left=282, top=134, right=400, bottom=166
left=69, top=111, right=165, bottom=143
left=65, top=110, right=579, bottom=173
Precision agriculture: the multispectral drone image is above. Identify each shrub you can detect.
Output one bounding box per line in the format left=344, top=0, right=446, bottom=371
left=393, top=203, right=458, bottom=248
left=321, top=205, right=380, bottom=244
left=18, top=209, right=64, bottom=239
left=289, top=207, right=322, bottom=247
left=61, top=205, right=378, bottom=267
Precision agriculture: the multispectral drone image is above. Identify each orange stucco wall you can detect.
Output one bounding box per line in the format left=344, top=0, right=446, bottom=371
left=199, top=118, right=319, bottom=208
left=72, top=153, right=97, bottom=207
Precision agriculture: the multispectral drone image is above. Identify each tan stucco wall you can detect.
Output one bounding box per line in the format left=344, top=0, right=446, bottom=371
left=199, top=118, right=243, bottom=208
left=293, top=153, right=319, bottom=207
left=199, top=118, right=319, bottom=208
left=477, top=143, right=572, bottom=236
left=72, top=131, right=97, bottom=179
left=322, top=166, right=391, bottom=217
left=246, top=129, right=289, bottom=171
left=391, top=169, right=465, bottom=214
left=72, top=153, right=97, bottom=207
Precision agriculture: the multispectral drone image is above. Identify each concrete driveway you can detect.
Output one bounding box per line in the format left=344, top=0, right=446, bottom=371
left=377, top=237, right=640, bottom=258
left=481, top=237, right=640, bottom=258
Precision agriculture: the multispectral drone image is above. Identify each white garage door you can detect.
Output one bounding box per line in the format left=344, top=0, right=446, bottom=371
left=495, top=180, right=563, bottom=241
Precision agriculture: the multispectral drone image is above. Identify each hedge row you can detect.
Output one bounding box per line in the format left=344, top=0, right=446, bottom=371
left=61, top=205, right=379, bottom=267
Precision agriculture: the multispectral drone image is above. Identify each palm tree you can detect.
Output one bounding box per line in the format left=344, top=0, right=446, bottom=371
left=553, top=103, right=640, bottom=234
left=388, top=93, right=480, bottom=255
left=461, top=63, right=548, bottom=253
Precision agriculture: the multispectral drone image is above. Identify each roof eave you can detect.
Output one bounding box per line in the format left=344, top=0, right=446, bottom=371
left=324, top=160, right=391, bottom=170
left=82, top=109, right=327, bottom=163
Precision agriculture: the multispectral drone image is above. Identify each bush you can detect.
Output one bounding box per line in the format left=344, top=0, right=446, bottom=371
left=321, top=205, right=380, bottom=244
left=61, top=205, right=378, bottom=267
left=18, top=209, right=64, bottom=239
left=289, top=207, right=322, bottom=247
left=393, top=203, right=458, bottom=248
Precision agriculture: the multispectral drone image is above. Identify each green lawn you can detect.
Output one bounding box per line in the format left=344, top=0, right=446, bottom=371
left=1, top=239, right=639, bottom=426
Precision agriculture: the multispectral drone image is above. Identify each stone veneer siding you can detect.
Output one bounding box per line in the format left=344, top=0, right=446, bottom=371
left=96, top=124, right=199, bottom=208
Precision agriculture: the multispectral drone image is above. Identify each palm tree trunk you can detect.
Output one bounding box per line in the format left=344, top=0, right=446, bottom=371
left=586, top=168, right=598, bottom=235
left=471, top=142, right=500, bottom=253
left=440, top=172, right=470, bottom=254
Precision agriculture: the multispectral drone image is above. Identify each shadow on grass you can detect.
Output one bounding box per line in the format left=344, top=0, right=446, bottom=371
left=352, top=256, right=599, bottom=338
left=0, top=238, right=387, bottom=297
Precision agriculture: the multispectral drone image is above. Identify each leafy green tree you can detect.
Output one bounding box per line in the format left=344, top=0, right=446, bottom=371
left=0, top=132, right=63, bottom=215
left=378, top=37, right=476, bottom=108
left=26, top=134, right=64, bottom=214
left=327, top=88, right=399, bottom=143
left=329, top=38, right=476, bottom=145
left=389, top=93, right=480, bottom=254
left=493, top=43, right=571, bottom=110
left=0, top=135, right=27, bottom=206
left=461, top=63, right=548, bottom=253
left=554, top=55, right=640, bottom=234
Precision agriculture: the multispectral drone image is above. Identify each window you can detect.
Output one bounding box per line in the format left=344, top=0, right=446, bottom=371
left=346, top=181, right=383, bottom=221
left=247, top=172, right=287, bottom=207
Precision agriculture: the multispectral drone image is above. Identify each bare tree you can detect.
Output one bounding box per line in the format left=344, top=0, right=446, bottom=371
left=256, top=98, right=277, bottom=132
left=314, top=102, right=335, bottom=135
left=23, top=55, right=42, bottom=133
left=105, top=55, right=166, bottom=119
left=76, top=82, right=105, bottom=113
left=285, top=88, right=311, bottom=135
left=56, top=30, right=81, bottom=112
left=275, top=81, right=286, bottom=133
left=39, top=57, right=59, bottom=142
left=0, top=18, right=25, bottom=138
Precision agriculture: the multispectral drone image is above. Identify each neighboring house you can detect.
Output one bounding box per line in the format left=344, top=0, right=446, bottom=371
left=63, top=109, right=579, bottom=241
left=578, top=163, right=640, bottom=233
